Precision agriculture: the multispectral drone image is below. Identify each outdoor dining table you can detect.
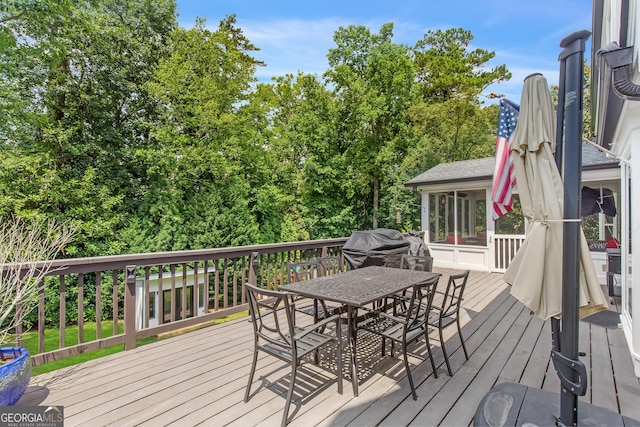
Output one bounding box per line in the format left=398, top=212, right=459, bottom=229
left=280, top=265, right=441, bottom=397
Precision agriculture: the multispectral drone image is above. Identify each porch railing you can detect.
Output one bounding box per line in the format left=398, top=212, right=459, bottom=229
left=17, top=238, right=348, bottom=366
left=493, top=234, right=526, bottom=272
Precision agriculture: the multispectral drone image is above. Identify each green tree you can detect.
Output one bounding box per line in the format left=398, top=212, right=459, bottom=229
left=412, top=28, right=511, bottom=102
left=135, top=15, right=265, bottom=251
left=0, top=0, right=176, bottom=256
left=325, top=23, right=415, bottom=229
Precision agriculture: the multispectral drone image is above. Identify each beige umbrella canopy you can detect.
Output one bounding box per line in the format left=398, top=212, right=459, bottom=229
left=503, top=73, right=608, bottom=320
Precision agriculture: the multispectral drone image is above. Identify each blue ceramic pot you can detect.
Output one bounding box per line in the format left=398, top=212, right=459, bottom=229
left=0, top=347, right=31, bottom=406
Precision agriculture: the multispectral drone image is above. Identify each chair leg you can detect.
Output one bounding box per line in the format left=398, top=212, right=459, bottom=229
left=336, top=325, right=344, bottom=395
left=244, top=347, right=259, bottom=402
left=423, top=331, right=438, bottom=379
left=457, top=316, right=469, bottom=360
left=402, top=344, right=417, bottom=400
left=439, top=321, right=453, bottom=376
left=282, top=362, right=298, bottom=427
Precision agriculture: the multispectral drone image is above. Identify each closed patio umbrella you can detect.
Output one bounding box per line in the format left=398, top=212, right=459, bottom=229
left=503, top=73, right=607, bottom=320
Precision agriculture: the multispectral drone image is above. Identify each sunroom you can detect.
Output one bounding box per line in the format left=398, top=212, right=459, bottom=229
left=405, top=142, right=620, bottom=286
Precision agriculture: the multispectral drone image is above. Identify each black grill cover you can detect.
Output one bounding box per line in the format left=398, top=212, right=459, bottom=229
left=342, top=228, right=429, bottom=270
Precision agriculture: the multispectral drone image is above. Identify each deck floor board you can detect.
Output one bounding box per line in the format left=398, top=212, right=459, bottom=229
left=18, top=268, right=640, bottom=426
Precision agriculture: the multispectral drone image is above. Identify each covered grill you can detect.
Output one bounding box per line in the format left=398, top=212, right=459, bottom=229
left=342, top=228, right=428, bottom=270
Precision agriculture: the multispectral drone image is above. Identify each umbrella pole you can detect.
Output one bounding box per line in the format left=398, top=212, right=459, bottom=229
left=554, top=30, right=591, bottom=427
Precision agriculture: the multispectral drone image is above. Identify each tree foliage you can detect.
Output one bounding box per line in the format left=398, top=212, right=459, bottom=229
left=413, top=28, right=511, bottom=102
left=325, top=23, right=416, bottom=229
left=133, top=16, right=264, bottom=251
left=1, top=3, right=513, bottom=256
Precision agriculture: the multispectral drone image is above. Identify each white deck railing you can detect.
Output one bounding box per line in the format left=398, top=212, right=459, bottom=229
left=492, top=234, right=526, bottom=272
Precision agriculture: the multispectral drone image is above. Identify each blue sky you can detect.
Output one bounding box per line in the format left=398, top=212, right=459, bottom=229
left=174, top=0, right=593, bottom=104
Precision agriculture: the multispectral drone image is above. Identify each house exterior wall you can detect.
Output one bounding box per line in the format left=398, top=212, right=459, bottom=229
left=135, top=270, right=207, bottom=329
left=597, top=0, right=640, bottom=377
left=613, top=108, right=640, bottom=376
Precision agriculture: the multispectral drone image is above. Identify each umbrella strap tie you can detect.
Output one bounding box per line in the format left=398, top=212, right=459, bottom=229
left=530, top=218, right=582, bottom=227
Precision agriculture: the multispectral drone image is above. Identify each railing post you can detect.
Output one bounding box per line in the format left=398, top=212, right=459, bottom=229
left=124, top=265, right=137, bottom=350
left=248, top=252, right=259, bottom=285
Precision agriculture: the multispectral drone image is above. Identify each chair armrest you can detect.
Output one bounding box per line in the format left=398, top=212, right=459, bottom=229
left=294, top=314, right=342, bottom=339
left=390, top=293, right=411, bottom=302
left=375, top=310, right=406, bottom=324
left=356, top=306, right=405, bottom=325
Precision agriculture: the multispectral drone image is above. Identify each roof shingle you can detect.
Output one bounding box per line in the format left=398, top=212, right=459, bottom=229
left=405, top=143, right=619, bottom=187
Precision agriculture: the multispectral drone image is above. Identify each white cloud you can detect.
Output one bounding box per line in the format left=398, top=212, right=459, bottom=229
left=188, top=11, right=584, bottom=102
left=237, top=17, right=349, bottom=79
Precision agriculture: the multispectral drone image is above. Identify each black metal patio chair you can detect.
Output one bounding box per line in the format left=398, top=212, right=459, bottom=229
left=244, top=283, right=343, bottom=426
left=428, top=270, right=470, bottom=376
left=357, top=274, right=440, bottom=400
left=400, top=253, right=434, bottom=272
left=390, top=254, right=435, bottom=313
left=316, top=255, right=344, bottom=276
left=286, top=260, right=340, bottom=322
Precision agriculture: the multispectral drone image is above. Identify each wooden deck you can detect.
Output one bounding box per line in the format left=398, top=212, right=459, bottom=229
left=18, top=268, right=640, bottom=426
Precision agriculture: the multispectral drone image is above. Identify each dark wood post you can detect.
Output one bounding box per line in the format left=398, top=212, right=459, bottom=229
left=248, top=252, right=259, bottom=286
left=124, top=265, right=137, bottom=351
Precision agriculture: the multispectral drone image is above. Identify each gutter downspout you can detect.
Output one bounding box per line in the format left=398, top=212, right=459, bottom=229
left=599, top=43, right=640, bottom=101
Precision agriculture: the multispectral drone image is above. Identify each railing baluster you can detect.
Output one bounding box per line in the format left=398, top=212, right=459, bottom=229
left=240, top=257, right=246, bottom=304
left=112, top=270, right=119, bottom=335
left=266, top=253, right=272, bottom=289
left=144, top=267, right=150, bottom=329
left=204, top=260, right=210, bottom=312
left=232, top=258, right=238, bottom=306
left=78, top=273, right=84, bottom=344
left=181, top=263, right=187, bottom=321
left=96, top=272, right=102, bottom=340
left=223, top=258, right=229, bottom=309
left=194, top=262, right=199, bottom=318
left=38, top=279, right=45, bottom=354
left=157, top=266, right=164, bottom=326
left=170, top=264, right=176, bottom=323
left=492, top=235, right=526, bottom=271
left=59, top=275, right=66, bottom=349
left=214, top=259, right=220, bottom=311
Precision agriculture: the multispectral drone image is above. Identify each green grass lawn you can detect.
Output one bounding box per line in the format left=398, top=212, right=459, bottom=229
left=6, top=311, right=248, bottom=376
left=21, top=320, right=125, bottom=353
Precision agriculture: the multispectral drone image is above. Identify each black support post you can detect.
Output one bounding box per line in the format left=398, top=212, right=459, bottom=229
left=556, top=29, right=590, bottom=427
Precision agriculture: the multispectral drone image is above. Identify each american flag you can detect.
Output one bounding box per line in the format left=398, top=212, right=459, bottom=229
left=491, top=98, right=519, bottom=220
